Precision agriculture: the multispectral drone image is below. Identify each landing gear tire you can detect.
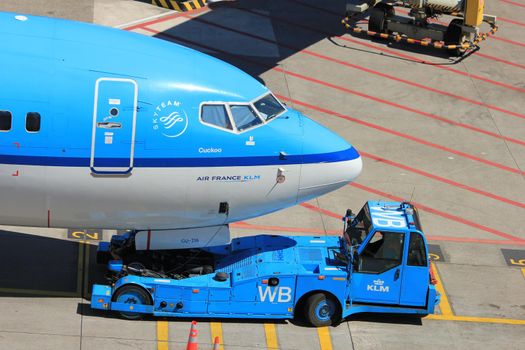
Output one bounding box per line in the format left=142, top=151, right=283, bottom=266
left=445, top=19, right=468, bottom=56
left=113, top=285, right=152, bottom=320
left=305, top=293, right=340, bottom=327
left=369, top=4, right=394, bottom=34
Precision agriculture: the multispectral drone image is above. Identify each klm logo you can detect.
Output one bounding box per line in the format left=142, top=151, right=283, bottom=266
left=258, top=286, right=292, bottom=303
left=367, top=279, right=389, bottom=293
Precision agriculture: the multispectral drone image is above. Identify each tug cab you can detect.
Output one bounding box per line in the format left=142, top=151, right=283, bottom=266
left=344, top=202, right=435, bottom=313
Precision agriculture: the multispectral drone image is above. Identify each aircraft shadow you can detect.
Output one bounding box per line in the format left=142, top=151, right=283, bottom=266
left=143, top=0, right=459, bottom=82
left=148, top=0, right=348, bottom=80
left=0, top=229, right=106, bottom=298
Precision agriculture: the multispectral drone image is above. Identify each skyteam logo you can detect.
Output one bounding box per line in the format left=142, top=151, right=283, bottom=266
left=152, top=99, right=189, bottom=138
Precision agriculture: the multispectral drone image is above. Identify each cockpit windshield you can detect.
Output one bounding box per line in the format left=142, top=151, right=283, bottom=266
left=253, top=94, right=285, bottom=121
left=345, top=207, right=372, bottom=246
left=230, top=105, right=262, bottom=131
left=200, top=94, right=285, bottom=133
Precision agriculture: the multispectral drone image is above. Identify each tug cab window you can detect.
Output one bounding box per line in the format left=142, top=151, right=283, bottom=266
left=407, top=232, right=427, bottom=267
left=0, top=111, right=12, bottom=131
left=253, top=94, right=285, bottom=120
left=26, top=112, right=41, bottom=132
left=346, top=207, right=372, bottom=246
left=357, top=231, right=404, bottom=273
left=230, top=105, right=262, bottom=131
left=201, top=105, right=233, bottom=130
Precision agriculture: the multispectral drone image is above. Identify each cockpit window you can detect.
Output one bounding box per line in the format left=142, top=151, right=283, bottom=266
left=230, top=105, right=262, bottom=131
left=254, top=94, right=285, bottom=120
left=201, top=104, right=233, bottom=130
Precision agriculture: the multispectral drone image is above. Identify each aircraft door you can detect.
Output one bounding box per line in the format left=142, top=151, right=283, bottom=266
left=90, top=78, right=138, bottom=175
left=350, top=231, right=405, bottom=305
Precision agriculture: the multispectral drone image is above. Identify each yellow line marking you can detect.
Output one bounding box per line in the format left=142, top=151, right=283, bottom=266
left=317, top=327, right=333, bottom=350
left=521, top=268, right=525, bottom=279
left=157, top=320, right=169, bottom=350
left=427, top=314, right=525, bottom=325
left=210, top=322, right=224, bottom=350
left=184, top=2, right=193, bottom=11
left=431, top=262, right=453, bottom=316
left=264, top=323, right=279, bottom=349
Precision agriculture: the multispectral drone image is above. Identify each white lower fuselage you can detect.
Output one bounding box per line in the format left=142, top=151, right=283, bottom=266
left=0, top=158, right=362, bottom=230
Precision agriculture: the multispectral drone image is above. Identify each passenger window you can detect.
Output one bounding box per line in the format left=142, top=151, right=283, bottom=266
left=230, top=105, right=262, bottom=131
left=0, top=110, right=12, bottom=131
left=201, top=105, right=232, bottom=130
left=26, top=112, right=41, bottom=132
left=358, top=231, right=404, bottom=273
left=407, top=232, right=427, bottom=267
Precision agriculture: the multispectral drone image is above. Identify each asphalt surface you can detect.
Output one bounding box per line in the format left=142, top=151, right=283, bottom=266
left=0, top=0, right=524, bottom=349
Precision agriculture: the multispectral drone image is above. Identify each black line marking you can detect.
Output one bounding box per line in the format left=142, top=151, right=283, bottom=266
left=501, top=249, right=525, bottom=267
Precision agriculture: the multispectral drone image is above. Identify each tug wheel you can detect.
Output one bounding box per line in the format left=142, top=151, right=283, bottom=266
left=369, top=4, right=394, bottom=34
left=305, top=293, right=340, bottom=327
left=445, top=19, right=467, bottom=56
left=113, top=285, right=152, bottom=320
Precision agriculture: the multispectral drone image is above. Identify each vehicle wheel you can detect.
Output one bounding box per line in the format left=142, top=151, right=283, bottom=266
left=368, top=4, right=393, bottom=34
left=113, top=285, right=152, bottom=320
left=305, top=293, right=340, bottom=327
left=444, top=19, right=467, bottom=56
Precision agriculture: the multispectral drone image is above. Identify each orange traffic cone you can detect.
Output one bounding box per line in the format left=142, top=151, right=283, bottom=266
left=212, top=336, right=220, bottom=350
left=186, top=321, right=198, bottom=350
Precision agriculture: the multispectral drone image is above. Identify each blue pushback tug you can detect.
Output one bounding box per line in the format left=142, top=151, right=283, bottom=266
left=91, top=201, right=440, bottom=326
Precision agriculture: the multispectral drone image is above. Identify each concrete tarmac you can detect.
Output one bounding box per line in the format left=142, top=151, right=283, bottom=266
left=0, top=0, right=524, bottom=349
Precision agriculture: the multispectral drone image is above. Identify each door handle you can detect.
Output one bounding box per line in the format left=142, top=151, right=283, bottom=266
left=394, top=269, right=400, bottom=281
left=97, top=122, right=121, bottom=129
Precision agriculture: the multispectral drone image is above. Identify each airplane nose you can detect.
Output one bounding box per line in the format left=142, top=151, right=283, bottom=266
left=297, top=115, right=362, bottom=203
